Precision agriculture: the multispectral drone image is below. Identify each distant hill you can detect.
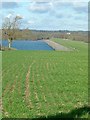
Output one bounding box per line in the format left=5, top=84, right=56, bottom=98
left=1, top=29, right=88, bottom=42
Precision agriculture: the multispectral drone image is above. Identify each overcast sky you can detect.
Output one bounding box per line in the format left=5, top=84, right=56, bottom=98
left=1, top=0, right=90, bottom=31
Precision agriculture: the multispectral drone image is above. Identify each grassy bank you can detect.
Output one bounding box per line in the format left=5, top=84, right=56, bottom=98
left=0, top=46, right=17, bottom=51
left=52, top=38, right=88, bottom=52
left=2, top=39, right=88, bottom=118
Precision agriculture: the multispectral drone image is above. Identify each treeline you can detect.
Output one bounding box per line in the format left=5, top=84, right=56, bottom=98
left=1, top=29, right=88, bottom=42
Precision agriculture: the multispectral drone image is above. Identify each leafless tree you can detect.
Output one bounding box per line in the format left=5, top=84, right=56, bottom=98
left=2, top=13, right=23, bottom=48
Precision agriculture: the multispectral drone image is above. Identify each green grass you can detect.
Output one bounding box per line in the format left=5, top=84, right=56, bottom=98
left=0, top=51, right=2, bottom=120
left=52, top=38, right=88, bottom=52
left=2, top=39, right=89, bottom=118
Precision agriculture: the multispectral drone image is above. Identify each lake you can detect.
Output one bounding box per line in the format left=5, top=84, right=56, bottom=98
left=2, top=40, right=54, bottom=50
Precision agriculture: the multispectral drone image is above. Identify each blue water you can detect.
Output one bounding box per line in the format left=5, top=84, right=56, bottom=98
left=2, top=40, right=54, bottom=50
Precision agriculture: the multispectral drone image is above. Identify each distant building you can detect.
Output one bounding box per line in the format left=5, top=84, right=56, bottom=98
left=67, top=33, right=71, bottom=35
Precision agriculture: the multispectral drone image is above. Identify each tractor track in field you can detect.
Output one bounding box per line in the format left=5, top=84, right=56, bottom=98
left=0, top=98, right=2, bottom=113
left=2, top=64, right=18, bottom=96
left=17, top=65, right=25, bottom=96
left=25, top=62, right=35, bottom=109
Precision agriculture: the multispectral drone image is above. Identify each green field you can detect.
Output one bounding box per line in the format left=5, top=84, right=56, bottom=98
left=2, top=39, right=89, bottom=118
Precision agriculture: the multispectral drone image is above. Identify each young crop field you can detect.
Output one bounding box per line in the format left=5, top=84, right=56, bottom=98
left=2, top=39, right=89, bottom=119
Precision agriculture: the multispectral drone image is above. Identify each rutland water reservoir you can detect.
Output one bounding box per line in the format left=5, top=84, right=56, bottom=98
left=2, top=40, right=54, bottom=50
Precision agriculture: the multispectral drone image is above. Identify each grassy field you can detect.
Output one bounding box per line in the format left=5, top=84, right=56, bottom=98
left=2, top=39, right=89, bottom=118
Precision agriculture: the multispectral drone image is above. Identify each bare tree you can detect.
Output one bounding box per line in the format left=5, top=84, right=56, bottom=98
left=2, top=13, right=23, bottom=49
